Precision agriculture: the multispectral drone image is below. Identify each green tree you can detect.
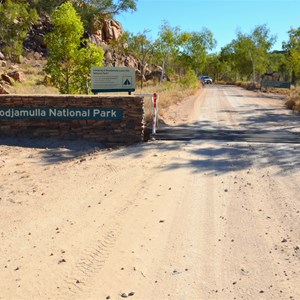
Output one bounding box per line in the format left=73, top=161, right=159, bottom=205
left=45, top=1, right=104, bottom=94
left=127, top=30, right=153, bottom=89
left=267, top=51, right=290, bottom=81
left=180, top=68, right=199, bottom=89
left=283, top=27, right=300, bottom=85
left=0, top=0, right=38, bottom=61
left=30, top=0, right=137, bottom=14
left=153, top=21, right=183, bottom=82
left=204, top=54, right=223, bottom=81
left=110, top=30, right=130, bottom=56
left=224, top=25, right=276, bottom=82
left=180, top=28, right=216, bottom=76
left=29, top=0, right=63, bottom=14
left=69, top=0, right=137, bottom=32
left=219, top=43, right=239, bottom=81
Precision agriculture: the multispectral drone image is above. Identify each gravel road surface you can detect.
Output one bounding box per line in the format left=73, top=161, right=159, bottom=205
left=0, top=85, right=299, bottom=300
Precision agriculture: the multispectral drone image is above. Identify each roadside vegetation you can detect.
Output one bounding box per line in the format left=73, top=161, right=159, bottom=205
left=285, top=88, right=300, bottom=111
left=1, top=0, right=300, bottom=113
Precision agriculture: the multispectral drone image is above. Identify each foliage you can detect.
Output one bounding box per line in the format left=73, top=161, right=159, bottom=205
left=285, top=88, right=300, bottom=112
left=151, top=22, right=216, bottom=83
left=233, top=25, right=275, bottom=82
left=31, top=0, right=137, bottom=14
left=0, top=0, right=38, bottom=61
left=220, top=25, right=276, bottom=82
left=179, top=69, right=199, bottom=89
left=110, top=30, right=130, bottom=56
left=204, top=54, right=223, bottom=81
left=126, top=30, right=153, bottom=89
left=31, top=0, right=137, bottom=32
left=179, top=28, right=216, bottom=75
left=30, top=0, right=62, bottom=14
left=267, top=51, right=290, bottom=81
left=153, top=21, right=183, bottom=82
left=44, top=1, right=104, bottom=94
left=283, top=27, right=300, bottom=85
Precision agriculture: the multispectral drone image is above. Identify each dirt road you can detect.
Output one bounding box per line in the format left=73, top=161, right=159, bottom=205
left=0, top=85, right=299, bottom=300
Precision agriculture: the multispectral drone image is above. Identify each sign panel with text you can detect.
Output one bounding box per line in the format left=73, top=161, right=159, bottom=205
left=91, top=67, right=136, bottom=93
left=261, top=80, right=291, bottom=89
left=0, top=108, right=123, bottom=120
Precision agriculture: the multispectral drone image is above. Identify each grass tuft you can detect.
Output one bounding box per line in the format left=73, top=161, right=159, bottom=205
left=285, top=88, right=300, bottom=112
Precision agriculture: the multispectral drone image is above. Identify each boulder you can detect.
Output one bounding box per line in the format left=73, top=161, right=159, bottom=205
left=125, top=55, right=138, bottom=69
left=0, top=83, right=10, bottom=94
left=0, top=51, right=4, bottom=60
left=7, top=71, right=25, bottom=83
left=102, top=19, right=124, bottom=42
left=1, top=74, right=14, bottom=85
left=23, top=15, right=51, bottom=56
left=145, top=70, right=170, bottom=82
left=104, top=49, right=113, bottom=62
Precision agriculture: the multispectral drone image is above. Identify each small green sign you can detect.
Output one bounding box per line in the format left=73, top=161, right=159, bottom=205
left=261, top=81, right=291, bottom=89
left=91, top=67, right=136, bottom=93
left=0, top=108, right=123, bottom=120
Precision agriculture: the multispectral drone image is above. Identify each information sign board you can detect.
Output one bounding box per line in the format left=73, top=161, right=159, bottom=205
left=91, top=67, right=136, bottom=93
left=261, top=80, right=291, bottom=89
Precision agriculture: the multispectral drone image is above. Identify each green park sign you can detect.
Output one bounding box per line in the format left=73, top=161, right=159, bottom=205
left=91, top=67, right=136, bottom=94
left=261, top=80, right=291, bottom=89
left=0, top=108, right=123, bottom=120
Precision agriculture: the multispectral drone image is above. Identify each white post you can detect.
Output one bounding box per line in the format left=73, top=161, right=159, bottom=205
left=152, top=93, right=158, bottom=134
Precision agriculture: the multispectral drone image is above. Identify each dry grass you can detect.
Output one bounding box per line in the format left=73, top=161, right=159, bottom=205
left=10, top=82, right=59, bottom=95
left=1, top=56, right=59, bottom=95
left=285, top=88, right=300, bottom=112
left=235, top=81, right=260, bottom=90
left=135, top=81, right=201, bottom=126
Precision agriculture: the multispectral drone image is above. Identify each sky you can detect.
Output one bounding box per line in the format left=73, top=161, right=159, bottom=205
left=116, top=0, right=300, bottom=53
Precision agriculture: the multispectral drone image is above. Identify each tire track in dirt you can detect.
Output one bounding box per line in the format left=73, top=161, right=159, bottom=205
left=54, top=149, right=170, bottom=299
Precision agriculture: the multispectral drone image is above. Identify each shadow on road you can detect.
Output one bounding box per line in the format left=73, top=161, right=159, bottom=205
left=0, top=136, right=104, bottom=164
left=111, top=109, right=300, bottom=176
left=113, top=138, right=300, bottom=176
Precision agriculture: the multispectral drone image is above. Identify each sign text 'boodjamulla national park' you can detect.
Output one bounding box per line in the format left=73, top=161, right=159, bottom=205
left=0, top=108, right=123, bottom=120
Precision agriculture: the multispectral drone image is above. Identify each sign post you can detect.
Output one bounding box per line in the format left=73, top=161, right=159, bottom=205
left=91, top=67, right=136, bottom=94
left=152, top=93, right=158, bottom=134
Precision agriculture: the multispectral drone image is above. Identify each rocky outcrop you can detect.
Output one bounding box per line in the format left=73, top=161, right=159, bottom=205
left=1, top=71, right=25, bottom=85
left=103, top=48, right=138, bottom=69
left=7, top=71, right=25, bottom=83
left=1, top=74, right=14, bottom=85
left=10, top=15, right=167, bottom=85
left=24, top=15, right=124, bottom=57
left=23, top=14, right=52, bottom=56
left=102, top=19, right=124, bottom=42
left=88, top=19, right=124, bottom=50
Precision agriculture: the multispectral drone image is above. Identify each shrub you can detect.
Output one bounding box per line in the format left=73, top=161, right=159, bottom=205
left=180, top=69, right=199, bottom=89
left=285, top=90, right=300, bottom=112
left=44, top=2, right=104, bottom=94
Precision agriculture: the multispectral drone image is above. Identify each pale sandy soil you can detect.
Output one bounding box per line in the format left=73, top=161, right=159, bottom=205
left=0, top=85, right=299, bottom=300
